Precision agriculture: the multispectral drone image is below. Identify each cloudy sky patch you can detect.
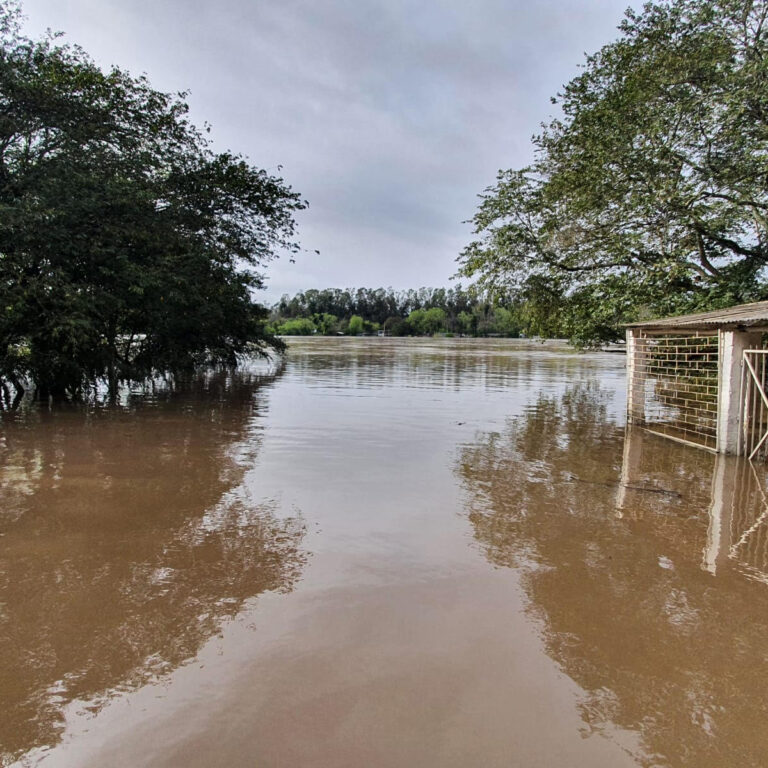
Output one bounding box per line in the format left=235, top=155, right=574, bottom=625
left=22, top=0, right=635, bottom=301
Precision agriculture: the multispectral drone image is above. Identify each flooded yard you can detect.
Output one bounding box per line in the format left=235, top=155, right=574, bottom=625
left=2, top=337, right=768, bottom=767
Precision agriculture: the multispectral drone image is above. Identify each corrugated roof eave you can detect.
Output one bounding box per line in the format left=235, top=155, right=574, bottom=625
left=625, top=300, right=768, bottom=330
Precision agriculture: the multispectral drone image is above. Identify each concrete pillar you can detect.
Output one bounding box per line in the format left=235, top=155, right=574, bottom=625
left=717, top=330, right=762, bottom=454
left=626, top=328, right=645, bottom=425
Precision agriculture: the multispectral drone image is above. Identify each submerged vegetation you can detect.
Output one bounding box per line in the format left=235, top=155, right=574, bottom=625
left=0, top=1, right=305, bottom=402
left=459, top=0, right=768, bottom=344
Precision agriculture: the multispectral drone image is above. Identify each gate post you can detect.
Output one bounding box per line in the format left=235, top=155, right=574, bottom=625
left=717, top=330, right=762, bottom=454
left=626, top=329, right=645, bottom=424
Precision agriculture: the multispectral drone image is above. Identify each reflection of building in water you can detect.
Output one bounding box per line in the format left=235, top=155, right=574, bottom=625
left=618, top=426, right=768, bottom=582
left=459, top=384, right=768, bottom=767
left=720, top=460, right=768, bottom=581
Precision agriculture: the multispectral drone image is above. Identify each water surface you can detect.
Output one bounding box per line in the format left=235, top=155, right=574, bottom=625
left=2, top=338, right=768, bottom=767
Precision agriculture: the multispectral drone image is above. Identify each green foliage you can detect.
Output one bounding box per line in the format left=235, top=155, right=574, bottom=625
left=490, top=307, right=520, bottom=337
left=423, top=307, right=447, bottom=334
left=312, top=313, right=339, bottom=335
left=0, top=2, right=305, bottom=398
left=456, top=311, right=475, bottom=335
left=407, top=307, right=447, bottom=334
left=347, top=315, right=365, bottom=335
left=458, top=0, right=768, bottom=344
left=404, top=308, right=427, bottom=333
left=273, top=286, right=476, bottom=327
left=276, top=318, right=316, bottom=335
left=384, top=316, right=410, bottom=336
left=272, top=286, right=529, bottom=337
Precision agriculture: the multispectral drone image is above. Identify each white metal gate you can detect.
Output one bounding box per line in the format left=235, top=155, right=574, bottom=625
left=631, top=333, right=719, bottom=449
left=742, top=349, right=768, bottom=460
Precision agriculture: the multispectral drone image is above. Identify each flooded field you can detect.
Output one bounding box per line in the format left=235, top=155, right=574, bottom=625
left=2, top=337, right=768, bottom=767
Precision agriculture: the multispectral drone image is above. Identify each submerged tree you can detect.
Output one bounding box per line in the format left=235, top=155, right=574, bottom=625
left=459, top=0, right=768, bottom=344
left=0, top=1, right=306, bottom=399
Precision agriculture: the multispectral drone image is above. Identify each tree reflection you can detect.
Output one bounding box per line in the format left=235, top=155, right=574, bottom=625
left=0, top=368, right=307, bottom=765
left=458, top=381, right=768, bottom=768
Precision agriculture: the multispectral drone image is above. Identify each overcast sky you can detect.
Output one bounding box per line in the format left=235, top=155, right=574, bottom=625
left=22, top=0, right=634, bottom=302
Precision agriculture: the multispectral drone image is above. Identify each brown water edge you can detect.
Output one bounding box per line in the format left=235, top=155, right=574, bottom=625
left=3, top=338, right=768, bottom=767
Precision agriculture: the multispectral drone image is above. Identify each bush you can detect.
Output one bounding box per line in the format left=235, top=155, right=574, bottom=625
left=347, top=315, right=365, bottom=335
left=277, top=318, right=316, bottom=335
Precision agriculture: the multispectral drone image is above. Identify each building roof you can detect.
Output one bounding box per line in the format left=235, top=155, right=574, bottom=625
left=626, top=300, right=768, bottom=332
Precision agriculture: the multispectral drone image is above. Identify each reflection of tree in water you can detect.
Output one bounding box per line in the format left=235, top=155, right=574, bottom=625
left=458, top=380, right=768, bottom=768
left=0, top=369, right=307, bottom=766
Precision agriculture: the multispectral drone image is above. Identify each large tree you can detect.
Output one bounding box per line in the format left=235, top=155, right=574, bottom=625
left=0, top=1, right=306, bottom=399
left=458, top=0, right=768, bottom=344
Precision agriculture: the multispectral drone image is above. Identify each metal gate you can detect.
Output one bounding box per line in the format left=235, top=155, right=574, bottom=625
left=742, top=349, right=768, bottom=460
left=632, top=333, right=719, bottom=449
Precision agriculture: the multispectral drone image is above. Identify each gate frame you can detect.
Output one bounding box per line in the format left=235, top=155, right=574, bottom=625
left=626, top=327, right=763, bottom=455
left=740, top=348, right=768, bottom=460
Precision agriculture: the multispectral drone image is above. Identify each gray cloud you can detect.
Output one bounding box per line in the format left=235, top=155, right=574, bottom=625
left=22, top=0, right=636, bottom=300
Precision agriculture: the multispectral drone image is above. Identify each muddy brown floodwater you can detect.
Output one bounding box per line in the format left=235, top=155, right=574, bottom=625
left=2, top=338, right=768, bottom=767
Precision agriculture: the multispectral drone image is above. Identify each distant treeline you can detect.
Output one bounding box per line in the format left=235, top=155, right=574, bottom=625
left=269, top=287, right=549, bottom=337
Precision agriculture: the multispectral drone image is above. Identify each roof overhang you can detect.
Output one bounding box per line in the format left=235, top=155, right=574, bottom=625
left=625, top=300, right=768, bottom=333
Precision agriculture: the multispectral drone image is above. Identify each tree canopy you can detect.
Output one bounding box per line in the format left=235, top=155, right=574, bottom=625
left=0, top=1, right=306, bottom=399
left=269, top=285, right=528, bottom=337
left=458, top=0, right=768, bottom=344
